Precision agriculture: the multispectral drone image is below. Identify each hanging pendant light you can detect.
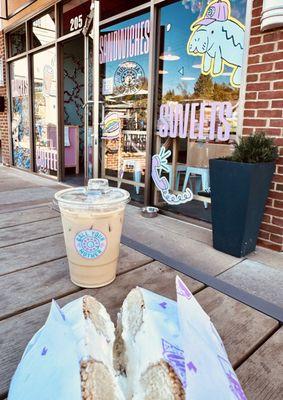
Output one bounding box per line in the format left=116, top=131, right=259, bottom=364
left=159, top=47, right=180, bottom=61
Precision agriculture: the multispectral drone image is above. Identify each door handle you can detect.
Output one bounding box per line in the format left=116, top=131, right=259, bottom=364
left=83, top=100, right=94, bottom=109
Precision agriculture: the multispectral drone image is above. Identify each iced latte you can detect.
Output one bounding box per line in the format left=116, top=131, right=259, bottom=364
left=55, top=179, right=130, bottom=288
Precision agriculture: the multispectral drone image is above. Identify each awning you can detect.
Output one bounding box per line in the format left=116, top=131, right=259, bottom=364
left=0, top=0, right=37, bottom=20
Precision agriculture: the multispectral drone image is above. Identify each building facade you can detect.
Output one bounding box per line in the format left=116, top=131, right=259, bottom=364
left=0, top=0, right=282, bottom=251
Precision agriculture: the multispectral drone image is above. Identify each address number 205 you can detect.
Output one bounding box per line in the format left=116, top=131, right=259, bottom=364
left=70, top=14, right=83, bottom=32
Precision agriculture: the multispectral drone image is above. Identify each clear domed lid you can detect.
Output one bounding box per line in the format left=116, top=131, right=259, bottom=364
left=54, top=179, right=130, bottom=209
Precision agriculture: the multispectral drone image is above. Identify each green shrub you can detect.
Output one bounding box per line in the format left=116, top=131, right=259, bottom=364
left=228, top=132, right=278, bottom=163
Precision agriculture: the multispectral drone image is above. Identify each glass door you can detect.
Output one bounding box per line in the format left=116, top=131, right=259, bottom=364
left=152, top=0, right=248, bottom=223
left=62, top=35, right=85, bottom=185
left=83, top=0, right=100, bottom=183
left=99, top=12, right=150, bottom=203
left=33, top=47, right=57, bottom=177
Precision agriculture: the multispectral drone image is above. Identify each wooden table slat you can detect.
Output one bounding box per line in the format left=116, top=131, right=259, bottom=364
left=0, top=246, right=152, bottom=320
left=0, top=233, right=151, bottom=277
left=0, top=218, right=62, bottom=248
left=0, top=260, right=279, bottom=399
left=0, top=186, right=63, bottom=208
left=0, top=261, right=203, bottom=397
left=195, top=288, right=279, bottom=368
left=236, top=327, right=283, bottom=400
left=0, top=234, right=66, bottom=276
left=0, top=205, right=58, bottom=229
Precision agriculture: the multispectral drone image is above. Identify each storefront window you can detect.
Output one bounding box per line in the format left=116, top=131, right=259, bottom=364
left=32, top=11, right=56, bottom=48
left=100, top=12, right=150, bottom=202
left=153, top=0, right=247, bottom=222
left=9, top=25, right=26, bottom=57
left=33, top=48, right=57, bottom=176
left=62, top=0, right=91, bottom=36
left=10, top=58, right=30, bottom=169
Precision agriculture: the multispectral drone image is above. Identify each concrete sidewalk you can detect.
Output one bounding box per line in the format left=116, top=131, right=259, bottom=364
left=1, top=165, right=282, bottom=313
left=123, top=206, right=283, bottom=311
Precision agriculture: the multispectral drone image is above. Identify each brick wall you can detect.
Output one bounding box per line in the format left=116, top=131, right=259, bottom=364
left=243, top=0, right=283, bottom=251
left=0, top=30, right=9, bottom=165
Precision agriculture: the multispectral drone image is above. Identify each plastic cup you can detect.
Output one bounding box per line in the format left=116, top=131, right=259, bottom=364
left=55, top=179, right=130, bottom=288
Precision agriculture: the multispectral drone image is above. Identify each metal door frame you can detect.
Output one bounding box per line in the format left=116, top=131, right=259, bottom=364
left=83, top=0, right=100, bottom=183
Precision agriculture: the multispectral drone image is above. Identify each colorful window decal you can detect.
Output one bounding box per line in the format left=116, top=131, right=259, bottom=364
left=10, top=58, right=30, bottom=170
left=187, top=0, right=245, bottom=88
left=102, top=113, right=121, bottom=140
left=152, top=0, right=247, bottom=209
left=152, top=147, right=193, bottom=205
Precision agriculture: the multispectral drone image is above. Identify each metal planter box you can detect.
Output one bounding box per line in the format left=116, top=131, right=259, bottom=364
left=209, top=159, right=275, bottom=257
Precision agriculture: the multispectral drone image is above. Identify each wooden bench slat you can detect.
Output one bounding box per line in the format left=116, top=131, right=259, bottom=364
left=0, top=261, right=203, bottom=398
left=236, top=328, right=283, bottom=400
left=195, top=287, right=279, bottom=368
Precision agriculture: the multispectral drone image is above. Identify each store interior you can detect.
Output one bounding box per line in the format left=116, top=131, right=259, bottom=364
left=63, top=36, right=85, bottom=186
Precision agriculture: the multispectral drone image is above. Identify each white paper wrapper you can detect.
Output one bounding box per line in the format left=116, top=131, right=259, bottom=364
left=8, top=297, right=125, bottom=400
left=176, top=276, right=247, bottom=400
left=138, top=288, right=186, bottom=386
left=8, top=300, right=82, bottom=400
left=8, top=281, right=246, bottom=400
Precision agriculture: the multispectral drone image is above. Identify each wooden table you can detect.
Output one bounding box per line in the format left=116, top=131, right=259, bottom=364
left=0, top=183, right=281, bottom=399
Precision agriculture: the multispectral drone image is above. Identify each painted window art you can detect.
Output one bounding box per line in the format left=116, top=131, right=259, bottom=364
left=187, top=0, right=245, bottom=88
left=10, top=58, right=30, bottom=170
left=152, top=147, right=193, bottom=205
left=33, top=48, right=57, bottom=176
left=100, top=13, right=150, bottom=203
left=153, top=0, right=247, bottom=222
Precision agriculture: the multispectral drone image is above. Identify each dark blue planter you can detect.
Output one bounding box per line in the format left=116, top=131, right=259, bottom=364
left=209, top=159, right=275, bottom=257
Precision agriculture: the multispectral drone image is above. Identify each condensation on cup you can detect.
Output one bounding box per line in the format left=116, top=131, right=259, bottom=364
left=55, top=179, right=130, bottom=288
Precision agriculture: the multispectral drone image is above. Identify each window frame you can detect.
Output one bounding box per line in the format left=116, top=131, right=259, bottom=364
left=30, top=8, right=57, bottom=50
left=7, top=24, right=27, bottom=58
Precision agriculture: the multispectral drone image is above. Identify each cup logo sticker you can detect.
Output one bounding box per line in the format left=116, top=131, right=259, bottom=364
left=75, top=230, right=107, bottom=259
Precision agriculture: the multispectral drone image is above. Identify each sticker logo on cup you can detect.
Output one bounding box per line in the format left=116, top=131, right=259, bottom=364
left=75, top=229, right=107, bottom=259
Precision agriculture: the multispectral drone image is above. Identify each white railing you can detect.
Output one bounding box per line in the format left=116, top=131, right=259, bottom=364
left=36, top=147, right=58, bottom=171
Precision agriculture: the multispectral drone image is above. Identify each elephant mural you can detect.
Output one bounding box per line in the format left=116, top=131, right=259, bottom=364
left=187, top=0, right=245, bottom=88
